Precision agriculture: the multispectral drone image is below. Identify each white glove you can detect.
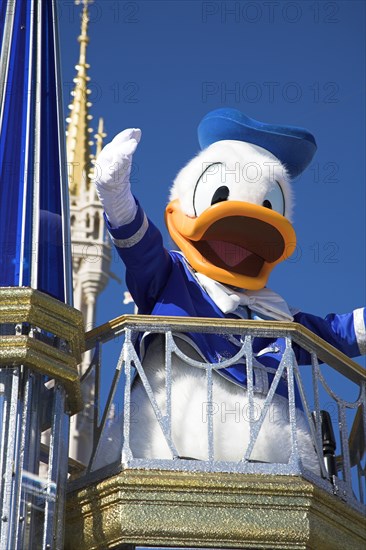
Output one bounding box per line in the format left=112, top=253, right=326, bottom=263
left=94, top=128, right=141, bottom=228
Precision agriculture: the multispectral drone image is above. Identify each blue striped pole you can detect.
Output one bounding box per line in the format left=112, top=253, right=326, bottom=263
left=0, top=0, right=73, bottom=305
left=0, top=2, right=77, bottom=548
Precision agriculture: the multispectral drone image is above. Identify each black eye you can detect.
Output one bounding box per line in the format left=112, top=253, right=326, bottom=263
left=211, top=186, right=229, bottom=206
left=262, top=199, right=272, bottom=209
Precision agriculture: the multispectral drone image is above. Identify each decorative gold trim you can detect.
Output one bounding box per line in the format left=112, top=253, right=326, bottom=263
left=0, top=335, right=82, bottom=413
left=0, top=287, right=84, bottom=414
left=65, top=469, right=366, bottom=550
left=85, top=314, right=365, bottom=383
left=0, top=287, right=84, bottom=361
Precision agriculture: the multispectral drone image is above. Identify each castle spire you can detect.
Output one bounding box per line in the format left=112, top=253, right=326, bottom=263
left=66, top=0, right=94, bottom=196
left=66, top=0, right=112, bottom=467
left=94, top=117, right=107, bottom=158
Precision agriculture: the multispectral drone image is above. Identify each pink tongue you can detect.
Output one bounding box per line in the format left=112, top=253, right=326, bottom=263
left=208, top=241, right=252, bottom=267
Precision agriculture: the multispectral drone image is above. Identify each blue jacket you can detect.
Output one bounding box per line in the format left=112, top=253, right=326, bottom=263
left=107, top=201, right=366, bottom=399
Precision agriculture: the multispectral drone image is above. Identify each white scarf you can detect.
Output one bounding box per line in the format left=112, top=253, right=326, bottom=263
left=195, top=272, right=294, bottom=322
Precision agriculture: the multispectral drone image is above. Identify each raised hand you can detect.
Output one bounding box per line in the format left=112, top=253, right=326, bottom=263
left=94, top=128, right=141, bottom=227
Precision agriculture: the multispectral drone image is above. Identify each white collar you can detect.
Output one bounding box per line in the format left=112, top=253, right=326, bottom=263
left=194, top=272, right=294, bottom=322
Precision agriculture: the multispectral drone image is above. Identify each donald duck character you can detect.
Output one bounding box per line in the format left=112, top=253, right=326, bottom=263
left=94, top=108, right=366, bottom=472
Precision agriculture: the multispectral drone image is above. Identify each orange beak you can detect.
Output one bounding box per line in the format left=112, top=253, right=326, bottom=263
left=165, top=199, right=296, bottom=290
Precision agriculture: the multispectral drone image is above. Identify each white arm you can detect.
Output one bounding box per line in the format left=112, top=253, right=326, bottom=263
left=93, top=128, right=141, bottom=228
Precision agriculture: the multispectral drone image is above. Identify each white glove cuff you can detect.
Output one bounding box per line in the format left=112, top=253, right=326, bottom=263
left=96, top=185, right=138, bottom=228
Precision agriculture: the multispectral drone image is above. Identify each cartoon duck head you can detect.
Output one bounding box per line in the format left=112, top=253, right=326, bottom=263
left=165, top=108, right=317, bottom=290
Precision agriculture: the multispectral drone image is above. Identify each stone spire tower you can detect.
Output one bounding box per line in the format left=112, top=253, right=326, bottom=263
left=66, top=0, right=112, bottom=464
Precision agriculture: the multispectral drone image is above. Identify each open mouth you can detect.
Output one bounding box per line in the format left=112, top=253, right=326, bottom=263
left=192, top=216, right=285, bottom=277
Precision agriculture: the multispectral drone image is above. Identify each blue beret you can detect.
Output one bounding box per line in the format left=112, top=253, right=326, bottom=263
left=198, top=108, right=317, bottom=178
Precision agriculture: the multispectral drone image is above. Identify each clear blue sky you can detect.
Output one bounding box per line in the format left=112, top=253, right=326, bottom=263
left=59, top=0, right=365, bottom=331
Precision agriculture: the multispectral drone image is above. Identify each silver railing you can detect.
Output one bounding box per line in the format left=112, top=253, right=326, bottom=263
left=77, top=315, right=365, bottom=514
left=0, top=365, right=69, bottom=550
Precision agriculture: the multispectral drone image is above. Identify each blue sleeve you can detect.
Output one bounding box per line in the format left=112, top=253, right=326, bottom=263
left=105, top=200, right=172, bottom=313
left=293, top=308, right=366, bottom=364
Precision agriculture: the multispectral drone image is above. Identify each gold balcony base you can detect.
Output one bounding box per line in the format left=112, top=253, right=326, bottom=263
left=65, top=469, right=366, bottom=549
